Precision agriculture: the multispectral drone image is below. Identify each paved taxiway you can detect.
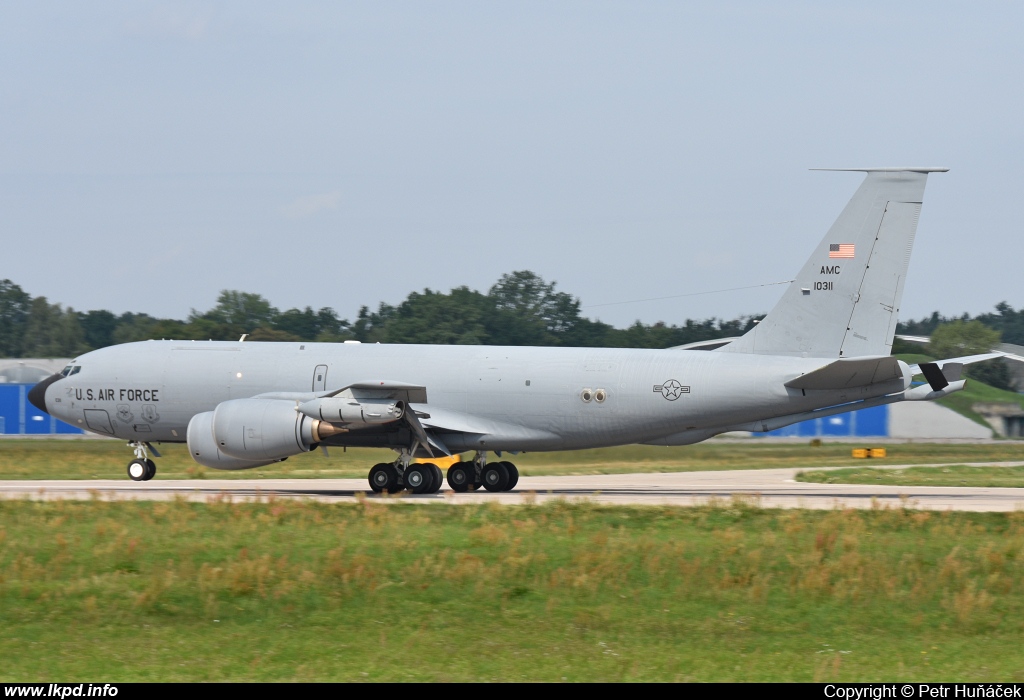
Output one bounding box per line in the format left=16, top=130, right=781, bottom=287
left=3, top=461, right=1024, bottom=511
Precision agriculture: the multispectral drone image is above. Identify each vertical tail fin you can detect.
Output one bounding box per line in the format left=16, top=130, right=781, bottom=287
left=721, top=167, right=946, bottom=359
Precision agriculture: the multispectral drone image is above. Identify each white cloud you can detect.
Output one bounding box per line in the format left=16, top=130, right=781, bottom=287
left=280, top=190, right=343, bottom=219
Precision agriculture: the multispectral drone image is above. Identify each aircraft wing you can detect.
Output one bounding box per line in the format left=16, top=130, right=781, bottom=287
left=410, top=404, right=556, bottom=440
left=784, top=355, right=902, bottom=390
left=323, top=380, right=427, bottom=403
left=401, top=404, right=561, bottom=457
left=251, top=381, right=428, bottom=404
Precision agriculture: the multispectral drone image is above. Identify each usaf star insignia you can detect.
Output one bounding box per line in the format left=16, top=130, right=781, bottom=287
left=653, top=379, right=690, bottom=401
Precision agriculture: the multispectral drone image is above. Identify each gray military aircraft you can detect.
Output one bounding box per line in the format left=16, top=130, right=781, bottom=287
left=29, top=167, right=1001, bottom=493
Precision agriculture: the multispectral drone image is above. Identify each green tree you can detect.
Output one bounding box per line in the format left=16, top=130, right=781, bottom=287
left=247, top=327, right=302, bottom=342
left=977, top=302, right=1024, bottom=346
left=178, top=317, right=238, bottom=341
left=79, top=309, right=118, bottom=349
left=21, top=297, right=88, bottom=357
left=0, top=279, right=31, bottom=357
left=928, top=320, right=999, bottom=358
left=928, top=320, right=1011, bottom=390
left=378, top=288, right=490, bottom=345
left=193, top=291, right=278, bottom=333
left=274, top=306, right=351, bottom=341
left=487, top=271, right=583, bottom=345
left=112, top=313, right=157, bottom=344
left=352, top=303, right=404, bottom=343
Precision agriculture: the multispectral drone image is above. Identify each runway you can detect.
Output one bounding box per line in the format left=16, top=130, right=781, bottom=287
left=3, top=462, right=1024, bottom=511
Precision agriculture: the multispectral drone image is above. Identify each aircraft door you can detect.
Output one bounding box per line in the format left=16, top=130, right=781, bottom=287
left=312, top=365, right=328, bottom=392
left=84, top=409, right=115, bottom=435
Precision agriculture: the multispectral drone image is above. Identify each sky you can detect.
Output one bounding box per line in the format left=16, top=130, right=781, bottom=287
left=1, top=1, right=1021, bottom=329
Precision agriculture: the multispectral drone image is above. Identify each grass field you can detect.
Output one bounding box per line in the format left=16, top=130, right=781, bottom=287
left=0, top=438, right=1022, bottom=481
left=797, top=465, right=1024, bottom=488
left=3, top=498, right=1024, bottom=681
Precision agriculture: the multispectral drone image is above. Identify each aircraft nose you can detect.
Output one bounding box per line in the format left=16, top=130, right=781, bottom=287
left=28, top=373, right=63, bottom=414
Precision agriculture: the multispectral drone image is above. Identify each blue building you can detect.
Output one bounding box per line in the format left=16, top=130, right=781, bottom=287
left=0, top=359, right=84, bottom=436
left=755, top=404, right=889, bottom=438
left=0, top=383, right=84, bottom=435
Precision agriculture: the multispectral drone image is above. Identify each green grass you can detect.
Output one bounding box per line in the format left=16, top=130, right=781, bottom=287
left=797, top=465, right=1024, bottom=488
left=3, top=498, right=1024, bottom=681
left=1, top=439, right=1023, bottom=480
left=936, top=382, right=1024, bottom=429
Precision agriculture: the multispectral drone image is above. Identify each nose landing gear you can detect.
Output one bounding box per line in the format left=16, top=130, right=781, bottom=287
left=126, top=442, right=158, bottom=482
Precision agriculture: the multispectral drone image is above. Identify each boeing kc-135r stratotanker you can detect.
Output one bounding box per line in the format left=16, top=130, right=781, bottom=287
left=29, top=168, right=1003, bottom=493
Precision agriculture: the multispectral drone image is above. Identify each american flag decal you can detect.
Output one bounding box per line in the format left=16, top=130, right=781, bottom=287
left=829, top=243, right=855, bottom=259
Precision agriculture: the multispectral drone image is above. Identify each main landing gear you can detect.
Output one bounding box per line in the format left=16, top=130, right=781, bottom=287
left=126, top=441, right=157, bottom=482
left=445, top=453, right=520, bottom=493
left=455, top=460, right=518, bottom=492
left=368, top=456, right=444, bottom=495
left=366, top=452, right=520, bottom=494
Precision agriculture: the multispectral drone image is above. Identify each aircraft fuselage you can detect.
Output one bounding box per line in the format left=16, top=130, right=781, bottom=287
left=39, top=339, right=904, bottom=452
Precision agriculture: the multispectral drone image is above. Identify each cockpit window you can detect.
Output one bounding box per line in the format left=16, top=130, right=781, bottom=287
left=60, top=365, right=73, bottom=377
left=70, top=366, right=82, bottom=375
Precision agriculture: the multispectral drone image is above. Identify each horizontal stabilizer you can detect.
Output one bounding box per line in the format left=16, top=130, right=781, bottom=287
left=907, top=351, right=1006, bottom=392
left=906, top=352, right=1004, bottom=376
left=785, top=355, right=903, bottom=390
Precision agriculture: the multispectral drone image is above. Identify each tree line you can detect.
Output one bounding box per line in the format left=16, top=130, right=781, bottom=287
left=0, top=272, right=758, bottom=357
left=0, top=273, right=1021, bottom=378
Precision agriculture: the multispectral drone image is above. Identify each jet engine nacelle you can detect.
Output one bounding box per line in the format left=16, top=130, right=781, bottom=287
left=212, top=398, right=321, bottom=461
left=186, top=410, right=287, bottom=471
left=187, top=398, right=336, bottom=470
left=296, top=397, right=403, bottom=426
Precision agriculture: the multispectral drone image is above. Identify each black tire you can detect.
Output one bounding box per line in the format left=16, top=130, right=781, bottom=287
left=143, top=459, right=157, bottom=481
left=368, top=463, right=391, bottom=493
left=420, top=464, right=438, bottom=493
left=384, top=463, right=404, bottom=493
left=404, top=463, right=433, bottom=494
left=502, top=462, right=519, bottom=491
left=482, top=462, right=509, bottom=492
left=446, top=463, right=471, bottom=492
left=127, top=459, right=148, bottom=482
left=430, top=464, right=444, bottom=493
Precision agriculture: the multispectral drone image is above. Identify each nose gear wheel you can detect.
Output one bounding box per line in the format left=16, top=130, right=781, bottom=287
left=127, top=458, right=156, bottom=481
left=126, top=442, right=157, bottom=481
